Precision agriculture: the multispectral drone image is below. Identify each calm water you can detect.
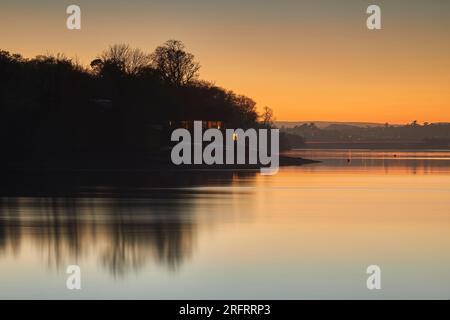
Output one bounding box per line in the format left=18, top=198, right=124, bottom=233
left=1, top=149, right=450, bottom=299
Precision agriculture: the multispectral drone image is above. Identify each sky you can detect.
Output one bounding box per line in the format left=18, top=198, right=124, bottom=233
left=1, top=0, right=449, bottom=123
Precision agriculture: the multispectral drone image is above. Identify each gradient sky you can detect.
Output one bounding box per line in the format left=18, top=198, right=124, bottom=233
left=1, top=0, right=449, bottom=123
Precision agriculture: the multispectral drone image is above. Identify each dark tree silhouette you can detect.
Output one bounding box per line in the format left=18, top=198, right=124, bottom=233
left=0, top=40, right=263, bottom=169
left=261, top=106, right=275, bottom=127
left=151, top=40, right=200, bottom=86
left=91, top=44, right=152, bottom=76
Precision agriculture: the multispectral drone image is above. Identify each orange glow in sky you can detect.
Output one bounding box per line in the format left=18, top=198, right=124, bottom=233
left=0, top=0, right=449, bottom=124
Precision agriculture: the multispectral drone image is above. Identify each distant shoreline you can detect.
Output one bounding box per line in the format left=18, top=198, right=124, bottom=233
left=301, top=142, right=450, bottom=150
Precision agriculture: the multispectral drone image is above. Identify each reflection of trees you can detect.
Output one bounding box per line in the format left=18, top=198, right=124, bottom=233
left=0, top=196, right=196, bottom=277
left=100, top=198, right=196, bottom=277
left=36, top=197, right=85, bottom=269
left=0, top=170, right=256, bottom=277
left=0, top=198, right=22, bottom=256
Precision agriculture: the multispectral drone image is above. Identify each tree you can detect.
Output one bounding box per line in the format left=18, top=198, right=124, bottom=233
left=151, top=40, right=200, bottom=86
left=91, top=44, right=151, bottom=76
left=261, top=106, right=275, bottom=127
left=230, top=94, right=258, bottom=127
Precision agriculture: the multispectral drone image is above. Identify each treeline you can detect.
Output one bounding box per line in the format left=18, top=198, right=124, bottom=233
left=0, top=40, right=264, bottom=160
left=282, top=122, right=450, bottom=147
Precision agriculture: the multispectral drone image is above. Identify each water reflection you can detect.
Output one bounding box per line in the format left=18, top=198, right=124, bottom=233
left=285, top=149, right=450, bottom=174
left=0, top=171, right=256, bottom=278
left=1, top=150, right=450, bottom=299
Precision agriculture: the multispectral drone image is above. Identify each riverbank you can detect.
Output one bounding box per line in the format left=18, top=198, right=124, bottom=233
left=1, top=152, right=319, bottom=173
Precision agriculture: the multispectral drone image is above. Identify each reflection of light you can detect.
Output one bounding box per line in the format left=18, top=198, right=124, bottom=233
left=233, top=133, right=238, bottom=141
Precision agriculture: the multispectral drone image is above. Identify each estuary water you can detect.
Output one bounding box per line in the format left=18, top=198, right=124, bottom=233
left=1, top=149, right=449, bottom=299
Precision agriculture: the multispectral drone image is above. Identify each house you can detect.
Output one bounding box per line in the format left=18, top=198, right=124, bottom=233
left=168, top=120, right=224, bottom=131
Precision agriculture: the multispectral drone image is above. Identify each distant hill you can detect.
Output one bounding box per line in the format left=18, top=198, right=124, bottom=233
left=279, top=121, right=450, bottom=149
left=275, top=121, right=393, bottom=129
